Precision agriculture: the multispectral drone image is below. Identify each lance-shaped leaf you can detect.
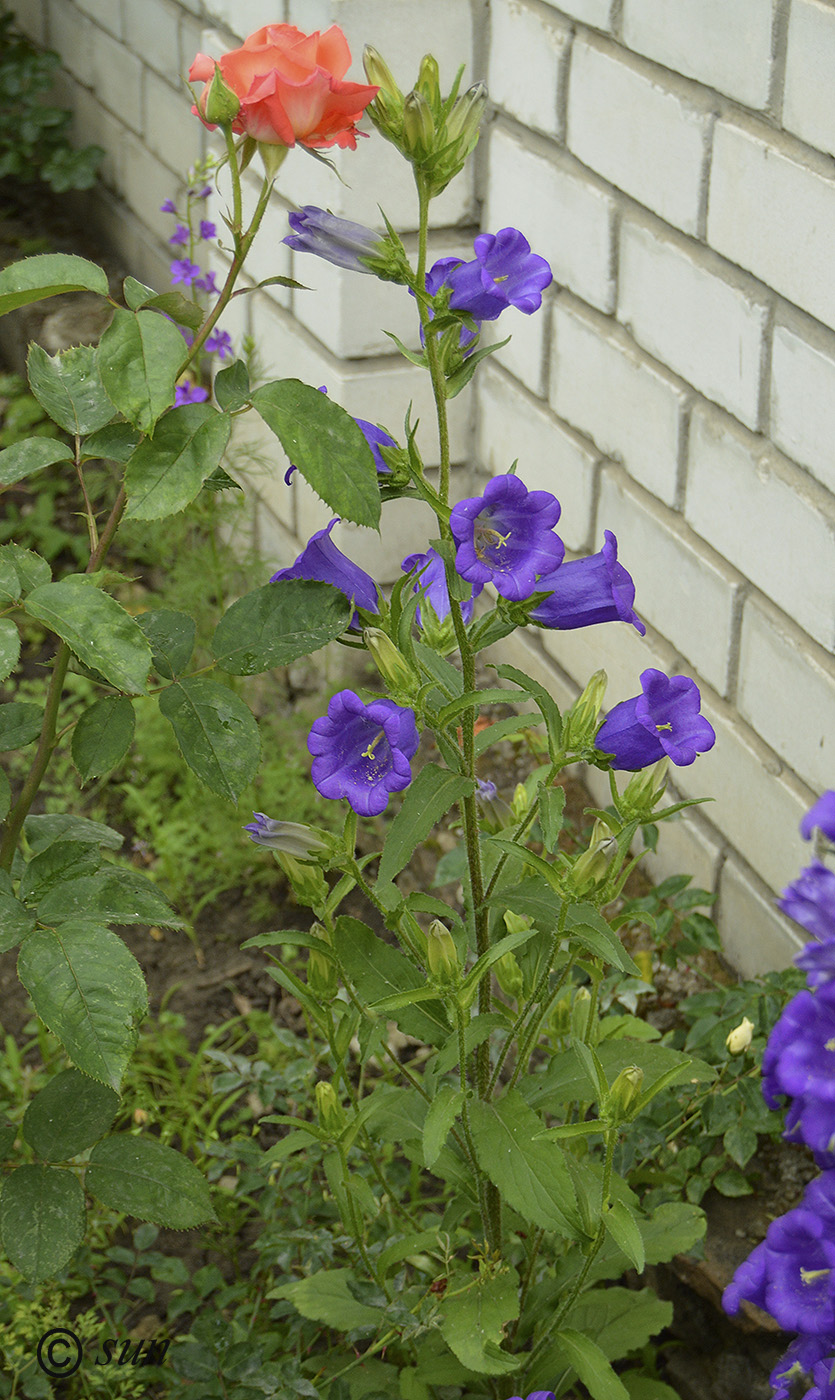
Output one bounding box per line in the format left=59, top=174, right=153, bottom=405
left=0, top=436, right=73, bottom=488
left=158, top=677, right=260, bottom=801
left=212, top=579, right=351, bottom=675
left=123, top=403, right=232, bottom=519
left=333, top=916, right=450, bottom=1045
left=0, top=1165, right=85, bottom=1282
left=22, top=1068, right=119, bottom=1161
left=25, top=576, right=151, bottom=694
left=438, top=1268, right=519, bottom=1376
left=97, top=307, right=185, bottom=432
left=468, top=1090, right=583, bottom=1238
left=72, top=696, right=135, bottom=780
left=0, top=618, right=20, bottom=683
left=27, top=343, right=115, bottom=435
left=251, top=379, right=380, bottom=529
left=271, top=1268, right=382, bottom=1330
left=376, top=764, right=474, bottom=887
left=422, top=1085, right=464, bottom=1169
left=0, top=252, right=109, bottom=317
left=17, top=921, right=148, bottom=1089
left=86, top=1135, right=216, bottom=1227
left=545, top=1329, right=630, bottom=1400
left=135, top=608, right=195, bottom=679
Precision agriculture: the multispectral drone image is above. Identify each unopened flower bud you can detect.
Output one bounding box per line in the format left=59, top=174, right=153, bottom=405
left=571, top=986, right=596, bottom=1044
left=511, top=782, right=530, bottom=822
left=426, top=919, right=459, bottom=982
left=604, top=1065, right=644, bottom=1122
left=570, top=818, right=618, bottom=892
left=363, top=46, right=404, bottom=107
left=446, top=81, right=488, bottom=155
left=315, top=1081, right=345, bottom=1135
left=276, top=852, right=328, bottom=910
left=403, top=90, right=435, bottom=159
left=307, top=924, right=338, bottom=1001
left=622, top=758, right=670, bottom=819
left=726, top=1016, right=754, bottom=1055
left=363, top=628, right=417, bottom=695
left=416, top=54, right=441, bottom=108
left=494, top=951, right=523, bottom=1002
left=565, top=670, right=608, bottom=749
left=202, top=65, right=241, bottom=125
left=244, top=813, right=331, bottom=859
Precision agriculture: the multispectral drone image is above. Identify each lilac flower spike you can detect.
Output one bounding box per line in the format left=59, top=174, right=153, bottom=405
left=307, top=690, right=419, bottom=817
left=531, top=530, right=645, bottom=634
left=442, top=228, right=553, bottom=321
left=401, top=546, right=483, bottom=624
left=595, top=669, right=716, bottom=771
left=449, top=474, right=564, bottom=602
left=284, top=206, right=384, bottom=273
left=270, top=519, right=379, bottom=623
left=802, top=791, right=835, bottom=843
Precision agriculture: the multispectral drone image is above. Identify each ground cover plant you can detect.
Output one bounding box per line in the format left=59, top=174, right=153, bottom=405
left=0, top=18, right=827, bottom=1400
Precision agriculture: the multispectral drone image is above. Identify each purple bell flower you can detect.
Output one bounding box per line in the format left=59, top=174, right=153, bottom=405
left=307, top=690, right=419, bottom=817
left=160, top=198, right=177, bottom=214
left=723, top=1191, right=835, bottom=1335
left=269, top=518, right=379, bottom=626
left=284, top=207, right=384, bottom=273
left=595, top=669, right=716, bottom=771
left=530, top=530, right=645, bottom=634
left=440, top=228, right=552, bottom=322
left=762, top=982, right=835, bottom=1113
left=449, top=474, right=564, bottom=602
left=770, top=1336, right=833, bottom=1400
left=809, top=1355, right=835, bottom=1399
left=779, top=862, right=835, bottom=947
left=401, top=546, right=483, bottom=624
left=802, top=792, right=835, bottom=843
left=243, top=813, right=330, bottom=858
left=354, top=416, right=396, bottom=474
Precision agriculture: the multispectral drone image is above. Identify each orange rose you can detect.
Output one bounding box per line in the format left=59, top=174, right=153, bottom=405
left=189, top=24, right=378, bottom=150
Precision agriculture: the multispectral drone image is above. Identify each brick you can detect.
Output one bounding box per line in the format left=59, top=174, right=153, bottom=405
left=550, top=299, right=686, bottom=507
left=480, top=305, right=548, bottom=400
left=178, top=12, right=207, bottom=83
left=144, top=69, right=204, bottom=171
left=121, top=131, right=183, bottom=240
left=597, top=468, right=742, bottom=696
left=539, top=597, right=679, bottom=718
left=718, top=858, right=806, bottom=977
left=488, top=0, right=570, bottom=138
left=124, top=0, right=182, bottom=86
left=618, top=221, right=768, bottom=431
left=784, top=0, right=835, bottom=157
left=69, top=84, right=127, bottom=192
left=738, top=594, right=835, bottom=795
left=11, top=0, right=46, bottom=43
left=771, top=319, right=835, bottom=494
left=708, top=120, right=835, bottom=334
left=541, top=0, right=614, bottom=29
left=567, top=39, right=711, bottom=237
left=202, top=1, right=284, bottom=36
left=487, top=125, right=616, bottom=314
left=622, top=0, right=773, bottom=110
left=49, top=3, right=95, bottom=87
left=638, top=800, right=724, bottom=903
left=476, top=361, right=600, bottom=553
left=90, top=24, right=142, bottom=132
left=686, top=404, right=835, bottom=651
left=673, top=694, right=813, bottom=898
left=74, top=0, right=122, bottom=39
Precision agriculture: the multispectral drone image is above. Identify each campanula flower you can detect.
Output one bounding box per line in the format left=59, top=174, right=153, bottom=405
left=401, top=546, right=483, bottom=624
left=307, top=690, right=419, bottom=816
left=284, top=206, right=385, bottom=272
left=770, top=1337, right=833, bottom=1400
left=595, top=669, right=716, bottom=771
left=802, top=792, right=835, bottom=843
left=723, top=1180, right=835, bottom=1335
left=762, top=984, right=835, bottom=1155
left=449, top=474, right=564, bottom=602
left=779, top=862, right=835, bottom=947
left=243, top=813, right=331, bottom=858
left=432, top=228, right=552, bottom=323
left=269, top=518, right=379, bottom=624
left=531, top=531, right=645, bottom=634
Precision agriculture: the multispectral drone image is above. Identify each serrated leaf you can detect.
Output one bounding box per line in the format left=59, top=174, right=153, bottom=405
left=0, top=892, right=36, bottom=952
left=22, top=1068, right=119, bottom=1161
left=25, top=576, right=151, bottom=694
left=123, top=278, right=204, bottom=332
left=0, top=252, right=109, bottom=317
left=0, top=1164, right=85, bottom=1282
left=377, top=764, right=474, bottom=886
left=26, top=343, right=115, bottom=435
left=71, top=696, right=135, bottom=779
left=83, top=421, right=141, bottom=462
left=251, top=379, right=380, bottom=529
left=86, top=1135, right=216, bottom=1226
left=213, top=358, right=250, bottom=411
left=0, top=701, right=42, bottom=751
left=36, top=863, right=184, bottom=928
left=19, top=840, right=102, bottom=905
left=158, top=677, right=260, bottom=801
left=23, top=812, right=123, bottom=853
left=0, top=558, right=19, bottom=603
left=422, top=1086, right=463, bottom=1169
left=123, top=403, right=231, bottom=519
left=0, top=618, right=20, bottom=682
left=538, top=784, right=566, bottom=853
left=438, top=1269, right=519, bottom=1376
left=97, top=307, right=185, bottom=432
left=0, top=436, right=73, bottom=487
left=270, top=1268, right=382, bottom=1330
left=492, top=663, right=562, bottom=757
left=0, top=544, right=50, bottom=594
left=211, top=579, right=351, bottom=675
left=332, top=916, right=450, bottom=1045
left=469, top=1091, right=582, bottom=1237
left=135, top=608, right=195, bottom=679
left=17, top=921, right=147, bottom=1089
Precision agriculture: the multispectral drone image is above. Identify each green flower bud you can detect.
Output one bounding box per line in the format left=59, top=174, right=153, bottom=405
left=494, top=951, right=523, bottom=1002
left=203, top=65, right=241, bottom=125
left=363, top=628, right=418, bottom=696
left=403, top=90, right=435, bottom=160
left=604, top=1065, right=644, bottom=1123
left=363, top=46, right=404, bottom=109
left=426, top=919, right=459, bottom=982
left=511, top=782, right=530, bottom=822
left=565, top=669, right=608, bottom=749
left=307, top=924, right=338, bottom=1002
left=446, top=81, right=488, bottom=156
left=569, top=818, right=618, bottom=893
left=315, top=1081, right=345, bottom=1135
left=621, top=757, right=670, bottom=819
left=725, top=1016, right=754, bottom=1055
left=571, top=986, right=596, bottom=1044
left=277, top=852, right=328, bottom=910
left=416, top=54, right=441, bottom=108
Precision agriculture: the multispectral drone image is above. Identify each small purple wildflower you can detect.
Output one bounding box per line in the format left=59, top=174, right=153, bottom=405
left=401, top=546, right=482, bottom=625
left=595, top=669, right=716, bottom=771
left=192, top=183, right=212, bottom=199
left=307, top=690, right=419, bottom=817
left=170, top=258, right=203, bottom=288
left=175, top=382, right=209, bottom=406
left=531, top=530, right=645, bottom=634
left=160, top=198, right=177, bottom=214
left=199, top=219, right=217, bottom=241
left=449, top=474, right=564, bottom=602
left=195, top=270, right=220, bottom=295
left=802, top=792, right=835, bottom=843
left=168, top=224, right=190, bottom=247
left=205, top=329, right=233, bottom=359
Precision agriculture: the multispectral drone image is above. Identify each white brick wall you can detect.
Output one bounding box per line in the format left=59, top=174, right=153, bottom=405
left=35, top=0, right=835, bottom=974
